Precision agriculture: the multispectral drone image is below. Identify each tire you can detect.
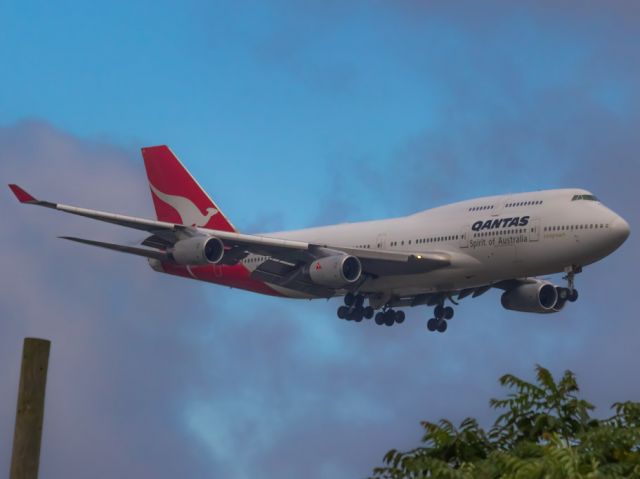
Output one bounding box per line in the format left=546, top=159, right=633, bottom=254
left=344, top=293, right=355, bottom=306
left=395, top=310, right=405, bottom=324
left=443, top=306, right=454, bottom=320
left=568, top=289, right=579, bottom=302
left=363, top=306, right=374, bottom=319
left=434, top=305, right=444, bottom=319
left=427, top=318, right=437, bottom=331
left=384, top=311, right=395, bottom=327
left=337, top=306, right=349, bottom=319
left=436, top=320, right=448, bottom=333
left=353, top=309, right=364, bottom=322
left=375, top=312, right=385, bottom=325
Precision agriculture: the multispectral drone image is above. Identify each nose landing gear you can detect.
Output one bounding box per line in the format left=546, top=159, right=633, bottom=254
left=562, top=265, right=582, bottom=303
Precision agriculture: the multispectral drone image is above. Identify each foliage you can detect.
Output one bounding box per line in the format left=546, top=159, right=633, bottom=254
left=372, top=365, right=640, bottom=478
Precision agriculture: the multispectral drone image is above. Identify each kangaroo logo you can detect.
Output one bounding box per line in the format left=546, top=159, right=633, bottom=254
left=149, top=183, right=218, bottom=227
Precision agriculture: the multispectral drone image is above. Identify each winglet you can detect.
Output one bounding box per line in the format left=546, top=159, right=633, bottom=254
left=8, top=184, right=37, bottom=203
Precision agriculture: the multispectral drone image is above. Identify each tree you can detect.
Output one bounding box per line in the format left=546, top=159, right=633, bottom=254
left=372, top=365, right=640, bottom=478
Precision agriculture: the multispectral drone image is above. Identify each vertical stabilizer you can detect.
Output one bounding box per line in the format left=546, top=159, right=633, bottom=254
left=141, top=145, right=237, bottom=232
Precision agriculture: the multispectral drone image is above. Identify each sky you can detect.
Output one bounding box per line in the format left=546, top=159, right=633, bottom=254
left=1, top=1, right=639, bottom=478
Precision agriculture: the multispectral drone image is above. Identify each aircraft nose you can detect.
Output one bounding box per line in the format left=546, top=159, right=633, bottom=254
left=611, top=215, right=630, bottom=245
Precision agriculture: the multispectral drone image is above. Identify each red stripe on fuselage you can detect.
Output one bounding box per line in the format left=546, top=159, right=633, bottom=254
left=160, top=262, right=284, bottom=297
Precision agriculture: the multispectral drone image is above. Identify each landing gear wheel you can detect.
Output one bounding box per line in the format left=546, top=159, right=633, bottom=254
left=344, top=293, right=356, bottom=307
left=395, top=310, right=406, bottom=324
left=568, top=289, right=579, bottom=302
left=434, top=305, right=444, bottom=319
left=436, top=319, right=448, bottom=333
left=353, top=309, right=364, bottom=322
left=337, top=306, right=349, bottom=319
left=427, top=318, right=437, bottom=331
left=443, top=306, right=454, bottom=320
left=375, top=312, right=385, bottom=325
left=363, top=306, right=374, bottom=319
left=384, top=310, right=395, bottom=327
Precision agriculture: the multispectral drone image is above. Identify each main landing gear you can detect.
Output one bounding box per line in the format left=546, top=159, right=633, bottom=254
left=374, top=309, right=405, bottom=327
left=337, top=293, right=374, bottom=322
left=426, top=303, right=454, bottom=333
left=337, top=293, right=404, bottom=326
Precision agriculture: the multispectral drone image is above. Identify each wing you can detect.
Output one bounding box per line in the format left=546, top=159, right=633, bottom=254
left=9, top=184, right=451, bottom=280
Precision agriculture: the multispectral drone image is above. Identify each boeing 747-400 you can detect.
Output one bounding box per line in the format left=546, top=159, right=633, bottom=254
left=9, top=146, right=630, bottom=332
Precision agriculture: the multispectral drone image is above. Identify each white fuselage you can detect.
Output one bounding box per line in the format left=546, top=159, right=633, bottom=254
left=242, top=188, right=629, bottom=298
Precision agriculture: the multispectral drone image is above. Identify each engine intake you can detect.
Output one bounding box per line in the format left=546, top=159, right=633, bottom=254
left=308, top=254, right=362, bottom=288
left=171, top=237, right=224, bottom=265
left=501, top=281, right=559, bottom=313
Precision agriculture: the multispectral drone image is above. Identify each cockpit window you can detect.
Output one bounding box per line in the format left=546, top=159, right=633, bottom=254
left=572, top=194, right=599, bottom=202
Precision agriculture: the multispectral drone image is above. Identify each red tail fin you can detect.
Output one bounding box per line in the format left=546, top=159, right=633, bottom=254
left=141, top=146, right=237, bottom=232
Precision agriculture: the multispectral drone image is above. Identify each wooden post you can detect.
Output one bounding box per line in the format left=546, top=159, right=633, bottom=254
left=10, top=338, right=51, bottom=479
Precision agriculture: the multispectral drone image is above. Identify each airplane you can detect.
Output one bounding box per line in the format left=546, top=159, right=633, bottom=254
left=9, top=146, right=630, bottom=333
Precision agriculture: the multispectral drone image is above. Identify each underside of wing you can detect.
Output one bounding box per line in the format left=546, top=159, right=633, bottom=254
left=328, top=246, right=450, bottom=276
left=60, top=236, right=170, bottom=261
left=249, top=259, right=335, bottom=297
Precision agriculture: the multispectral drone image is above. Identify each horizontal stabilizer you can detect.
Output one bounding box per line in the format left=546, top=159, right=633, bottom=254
left=59, top=236, right=169, bottom=261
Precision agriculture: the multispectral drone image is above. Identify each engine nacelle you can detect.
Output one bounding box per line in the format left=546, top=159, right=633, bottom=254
left=501, top=281, right=559, bottom=313
left=171, top=237, right=224, bottom=265
left=308, top=255, right=362, bottom=288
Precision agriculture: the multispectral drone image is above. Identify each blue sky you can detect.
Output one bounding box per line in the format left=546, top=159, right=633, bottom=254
left=1, top=1, right=639, bottom=478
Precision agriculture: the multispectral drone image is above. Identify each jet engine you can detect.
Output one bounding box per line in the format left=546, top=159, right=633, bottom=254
left=501, top=281, right=559, bottom=313
left=308, top=254, right=362, bottom=288
left=170, top=236, right=224, bottom=265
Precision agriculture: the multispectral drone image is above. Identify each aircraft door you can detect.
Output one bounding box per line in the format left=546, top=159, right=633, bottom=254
left=459, top=225, right=469, bottom=248
left=529, top=217, right=540, bottom=242
left=493, top=197, right=510, bottom=217
left=376, top=233, right=387, bottom=250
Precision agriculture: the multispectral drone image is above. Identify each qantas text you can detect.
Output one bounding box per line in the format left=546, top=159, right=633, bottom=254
left=471, top=216, right=530, bottom=231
